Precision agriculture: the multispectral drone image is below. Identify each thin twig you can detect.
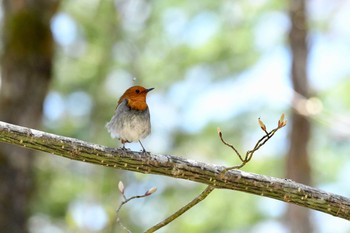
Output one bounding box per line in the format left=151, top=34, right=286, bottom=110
left=219, top=116, right=286, bottom=172
left=116, top=194, right=148, bottom=232
left=144, top=186, right=215, bottom=233
left=218, top=131, right=244, bottom=162
left=116, top=191, right=156, bottom=232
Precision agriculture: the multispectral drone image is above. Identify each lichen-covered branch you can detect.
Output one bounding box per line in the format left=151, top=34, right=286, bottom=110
left=0, top=121, right=349, bottom=220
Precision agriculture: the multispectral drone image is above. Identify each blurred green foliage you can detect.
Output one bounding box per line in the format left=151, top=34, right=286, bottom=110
left=28, top=0, right=350, bottom=232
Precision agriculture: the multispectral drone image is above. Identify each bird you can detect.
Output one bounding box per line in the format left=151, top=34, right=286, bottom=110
left=106, top=85, right=154, bottom=152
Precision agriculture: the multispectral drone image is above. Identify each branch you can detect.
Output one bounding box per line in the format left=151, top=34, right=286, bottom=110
left=218, top=115, right=287, bottom=171
left=144, top=186, right=214, bottom=233
left=116, top=182, right=157, bottom=233
left=0, top=121, right=349, bottom=220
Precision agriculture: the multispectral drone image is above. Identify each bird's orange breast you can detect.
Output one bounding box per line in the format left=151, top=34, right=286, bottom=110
left=126, top=99, right=148, bottom=111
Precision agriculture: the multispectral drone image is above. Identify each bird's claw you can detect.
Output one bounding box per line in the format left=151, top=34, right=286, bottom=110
left=141, top=150, right=150, bottom=155
left=119, top=145, right=130, bottom=151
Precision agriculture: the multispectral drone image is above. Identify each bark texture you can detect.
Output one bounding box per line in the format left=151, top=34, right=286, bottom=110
left=286, top=0, right=313, bottom=232
left=0, top=121, right=350, bottom=221
left=0, top=1, right=58, bottom=232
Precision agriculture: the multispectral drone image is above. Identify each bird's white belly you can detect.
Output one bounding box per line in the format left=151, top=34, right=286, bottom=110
left=106, top=101, right=151, bottom=143
left=116, top=118, right=150, bottom=142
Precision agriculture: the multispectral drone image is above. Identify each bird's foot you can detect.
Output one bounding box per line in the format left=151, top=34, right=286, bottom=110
left=119, top=144, right=130, bottom=151
left=141, top=149, right=150, bottom=155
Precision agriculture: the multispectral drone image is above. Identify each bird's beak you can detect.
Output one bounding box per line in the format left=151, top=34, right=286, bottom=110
left=146, top=88, right=154, bottom=93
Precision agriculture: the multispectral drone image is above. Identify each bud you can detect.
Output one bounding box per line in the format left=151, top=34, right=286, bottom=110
left=145, top=187, right=157, bottom=196
left=279, top=113, right=285, bottom=123
left=278, top=113, right=287, bottom=128
left=118, top=181, right=125, bottom=194
left=280, top=120, right=287, bottom=128
left=217, top=127, right=221, bottom=135
left=258, top=118, right=267, bottom=132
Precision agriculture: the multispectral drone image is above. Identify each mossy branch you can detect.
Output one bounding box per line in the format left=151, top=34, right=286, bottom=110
left=0, top=121, right=349, bottom=221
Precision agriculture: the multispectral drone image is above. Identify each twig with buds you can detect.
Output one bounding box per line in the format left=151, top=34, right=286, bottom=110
left=218, top=114, right=287, bottom=171
left=116, top=181, right=157, bottom=233
left=145, top=115, right=287, bottom=232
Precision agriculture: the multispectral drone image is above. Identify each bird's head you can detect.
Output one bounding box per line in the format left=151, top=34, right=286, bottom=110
left=118, top=86, right=154, bottom=111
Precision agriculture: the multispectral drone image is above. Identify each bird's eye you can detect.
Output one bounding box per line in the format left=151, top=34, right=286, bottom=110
left=135, top=89, right=140, bottom=94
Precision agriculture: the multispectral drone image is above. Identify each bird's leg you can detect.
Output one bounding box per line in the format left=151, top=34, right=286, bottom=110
left=138, top=140, right=148, bottom=154
left=120, top=139, right=128, bottom=150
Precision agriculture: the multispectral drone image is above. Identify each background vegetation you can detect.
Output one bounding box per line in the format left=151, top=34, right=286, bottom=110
left=1, top=0, right=350, bottom=232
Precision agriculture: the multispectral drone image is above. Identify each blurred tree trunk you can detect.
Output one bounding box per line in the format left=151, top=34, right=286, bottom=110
left=285, top=0, right=313, bottom=232
left=0, top=1, right=58, bottom=232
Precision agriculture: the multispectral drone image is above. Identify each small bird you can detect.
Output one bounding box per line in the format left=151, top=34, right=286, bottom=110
left=106, top=85, right=154, bottom=152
